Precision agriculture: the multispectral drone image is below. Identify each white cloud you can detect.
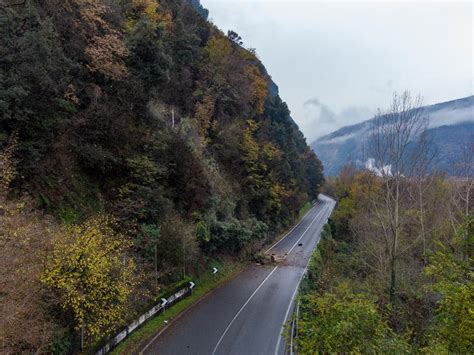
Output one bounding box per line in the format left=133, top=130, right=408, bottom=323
left=302, top=98, right=372, bottom=141
left=365, top=158, right=392, bottom=177
left=427, top=106, right=474, bottom=129
left=318, top=132, right=359, bottom=145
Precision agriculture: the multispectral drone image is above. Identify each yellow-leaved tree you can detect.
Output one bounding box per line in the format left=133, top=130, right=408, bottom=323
left=195, top=94, right=216, bottom=139
left=244, top=65, right=268, bottom=115
left=41, top=215, right=136, bottom=344
left=0, top=133, right=17, bottom=200
left=241, top=121, right=288, bottom=212
left=241, top=119, right=262, bottom=186
left=126, top=0, right=173, bottom=33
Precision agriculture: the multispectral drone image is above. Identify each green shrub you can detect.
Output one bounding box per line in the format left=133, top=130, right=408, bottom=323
left=297, top=284, right=388, bottom=354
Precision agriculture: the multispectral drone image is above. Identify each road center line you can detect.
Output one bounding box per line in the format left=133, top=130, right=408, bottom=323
left=212, top=202, right=328, bottom=355
left=285, top=204, right=327, bottom=255
left=211, top=265, right=279, bottom=355
left=274, top=202, right=334, bottom=355
left=264, top=203, right=317, bottom=254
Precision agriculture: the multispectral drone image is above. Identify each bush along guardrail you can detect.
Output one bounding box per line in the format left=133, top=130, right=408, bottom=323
left=96, top=281, right=195, bottom=355
left=288, top=223, right=333, bottom=354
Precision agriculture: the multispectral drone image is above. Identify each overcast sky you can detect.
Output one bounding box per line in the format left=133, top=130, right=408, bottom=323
left=201, top=0, right=473, bottom=142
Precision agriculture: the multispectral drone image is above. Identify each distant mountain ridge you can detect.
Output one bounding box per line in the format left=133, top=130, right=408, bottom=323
left=311, top=96, right=474, bottom=176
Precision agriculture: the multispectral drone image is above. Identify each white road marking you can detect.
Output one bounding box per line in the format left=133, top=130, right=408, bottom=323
left=274, top=276, right=301, bottom=355
left=274, top=203, right=333, bottom=355
left=211, top=266, right=279, bottom=355
left=212, top=202, right=331, bottom=355
left=285, top=205, right=327, bottom=255
left=141, top=197, right=335, bottom=355
left=264, top=205, right=316, bottom=254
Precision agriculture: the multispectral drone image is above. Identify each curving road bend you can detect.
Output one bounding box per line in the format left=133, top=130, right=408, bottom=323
left=140, top=194, right=336, bottom=355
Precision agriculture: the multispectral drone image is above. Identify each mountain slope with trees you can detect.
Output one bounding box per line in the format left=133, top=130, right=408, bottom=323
left=312, top=95, right=474, bottom=176
left=0, top=0, right=323, bottom=352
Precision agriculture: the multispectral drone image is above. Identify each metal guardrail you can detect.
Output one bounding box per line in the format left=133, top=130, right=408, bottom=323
left=288, top=202, right=334, bottom=354
left=96, top=285, right=192, bottom=355
left=289, top=300, right=300, bottom=355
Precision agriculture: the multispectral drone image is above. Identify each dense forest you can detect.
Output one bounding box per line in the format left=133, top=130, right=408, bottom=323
left=296, top=93, right=473, bottom=353
left=0, top=0, right=324, bottom=352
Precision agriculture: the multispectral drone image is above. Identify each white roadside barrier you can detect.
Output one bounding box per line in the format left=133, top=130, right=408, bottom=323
left=96, top=283, right=193, bottom=355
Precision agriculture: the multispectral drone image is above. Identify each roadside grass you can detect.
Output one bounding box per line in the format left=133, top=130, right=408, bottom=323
left=111, top=259, right=246, bottom=355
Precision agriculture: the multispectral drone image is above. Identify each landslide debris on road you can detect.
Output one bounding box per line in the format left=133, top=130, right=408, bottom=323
left=253, top=252, right=286, bottom=265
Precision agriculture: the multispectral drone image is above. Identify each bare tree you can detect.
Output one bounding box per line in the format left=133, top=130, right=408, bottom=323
left=0, top=134, right=56, bottom=352
left=366, top=91, right=428, bottom=303
left=409, top=130, right=437, bottom=264
left=448, top=140, right=474, bottom=259
left=454, top=140, right=473, bottom=217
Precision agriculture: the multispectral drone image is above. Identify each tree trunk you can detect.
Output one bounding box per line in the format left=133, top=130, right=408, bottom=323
left=389, top=256, right=396, bottom=304
left=419, top=185, right=427, bottom=265
left=391, top=180, right=400, bottom=304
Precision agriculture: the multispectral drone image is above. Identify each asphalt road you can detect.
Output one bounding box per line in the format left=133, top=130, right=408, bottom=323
left=140, top=194, right=336, bottom=355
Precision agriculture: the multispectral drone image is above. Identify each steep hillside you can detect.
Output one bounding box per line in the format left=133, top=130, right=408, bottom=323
left=1, top=0, right=323, bottom=235
left=0, top=0, right=323, bottom=352
left=312, top=96, right=473, bottom=176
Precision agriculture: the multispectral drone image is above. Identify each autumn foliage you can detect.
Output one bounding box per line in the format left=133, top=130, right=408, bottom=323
left=42, top=216, right=136, bottom=341
left=0, top=0, right=324, bottom=351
